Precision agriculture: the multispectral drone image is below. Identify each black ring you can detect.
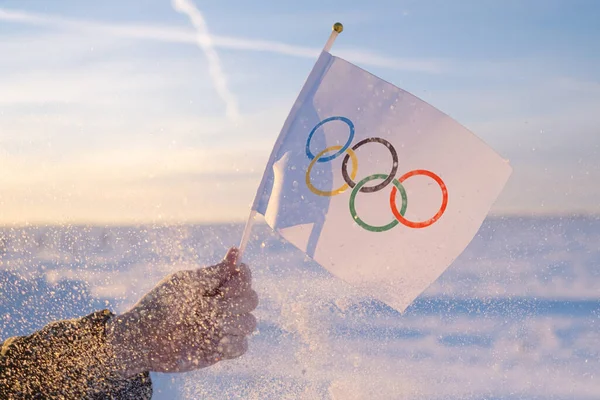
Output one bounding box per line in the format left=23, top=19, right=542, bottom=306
left=341, top=137, right=398, bottom=193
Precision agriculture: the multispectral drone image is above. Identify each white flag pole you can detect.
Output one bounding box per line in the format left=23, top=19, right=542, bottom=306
left=237, top=209, right=256, bottom=260
left=323, top=22, right=344, bottom=52
left=236, top=23, right=344, bottom=263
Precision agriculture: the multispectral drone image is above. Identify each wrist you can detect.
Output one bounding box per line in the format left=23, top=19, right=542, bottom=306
left=106, top=312, right=148, bottom=378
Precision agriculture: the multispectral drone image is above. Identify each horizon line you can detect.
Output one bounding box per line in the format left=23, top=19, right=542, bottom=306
left=0, top=212, right=598, bottom=229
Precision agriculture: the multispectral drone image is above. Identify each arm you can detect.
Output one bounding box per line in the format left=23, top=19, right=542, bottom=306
left=0, top=248, right=257, bottom=398
left=0, top=310, right=152, bottom=399
left=107, top=247, right=258, bottom=375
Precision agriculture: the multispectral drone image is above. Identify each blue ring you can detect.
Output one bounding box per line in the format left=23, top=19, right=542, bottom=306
left=306, top=116, right=355, bottom=163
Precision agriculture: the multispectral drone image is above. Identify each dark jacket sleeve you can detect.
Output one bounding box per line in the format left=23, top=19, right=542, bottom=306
left=0, top=310, right=152, bottom=399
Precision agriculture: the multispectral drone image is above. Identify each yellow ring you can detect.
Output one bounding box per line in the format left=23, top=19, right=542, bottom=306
left=305, top=145, right=358, bottom=196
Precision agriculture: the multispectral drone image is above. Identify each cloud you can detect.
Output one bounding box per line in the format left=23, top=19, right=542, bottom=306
left=0, top=144, right=267, bottom=224
left=171, top=0, right=240, bottom=120
left=0, top=7, right=443, bottom=73
left=0, top=24, right=293, bottom=224
left=0, top=72, right=288, bottom=225
left=2, top=7, right=599, bottom=221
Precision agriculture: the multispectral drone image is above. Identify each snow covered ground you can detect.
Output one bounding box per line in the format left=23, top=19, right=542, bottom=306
left=1, top=216, right=599, bottom=399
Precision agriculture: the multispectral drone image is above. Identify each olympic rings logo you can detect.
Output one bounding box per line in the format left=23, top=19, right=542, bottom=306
left=305, top=116, right=449, bottom=232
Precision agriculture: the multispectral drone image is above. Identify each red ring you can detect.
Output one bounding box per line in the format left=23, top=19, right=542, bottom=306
left=389, top=169, right=448, bottom=229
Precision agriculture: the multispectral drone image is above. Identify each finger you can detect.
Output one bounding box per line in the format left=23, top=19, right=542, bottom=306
left=157, top=270, right=205, bottom=300
left=218, top=335, right=248, bottom=360
left=198, top=247, right=239, bottom=292
left=235, top=262, right=252, bottom=283
left=218, top=290, right=259, bottom=315
left=223, top=247, right=239, bottom=265
left=221, top=313, right=257, bottom=336
left=205, top=247, right=239, bottom=276
left=175, top=354, right=219, bottom=372
left=218, top=263, right=252, bottom=298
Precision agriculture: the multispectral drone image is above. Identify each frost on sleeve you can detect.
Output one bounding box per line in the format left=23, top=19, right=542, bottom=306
left=0, top=310, right=152, bottom=399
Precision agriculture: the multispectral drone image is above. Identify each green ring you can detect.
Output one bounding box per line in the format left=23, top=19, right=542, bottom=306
left=349, top=174, right=408, bottom=232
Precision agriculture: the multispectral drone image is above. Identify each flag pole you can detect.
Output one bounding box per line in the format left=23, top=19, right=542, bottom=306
left=237, top=210, right=256, bottom=262
left=236, top=22, right=344, bottom=264
left=323, top=22, right=344, bottom=52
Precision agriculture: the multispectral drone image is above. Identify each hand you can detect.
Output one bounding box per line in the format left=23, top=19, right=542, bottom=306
left=107, top=248, right=258, bottom=377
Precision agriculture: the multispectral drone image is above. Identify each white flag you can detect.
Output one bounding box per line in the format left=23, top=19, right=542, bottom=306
left=252, top=51, right=512, bottom=312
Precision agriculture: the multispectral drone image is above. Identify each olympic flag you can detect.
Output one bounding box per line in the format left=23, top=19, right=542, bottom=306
left=246, top=49, right=512, bottom=312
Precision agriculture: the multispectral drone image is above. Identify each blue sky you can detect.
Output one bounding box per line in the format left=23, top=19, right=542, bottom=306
left=0, top=0, right=599, bottom=224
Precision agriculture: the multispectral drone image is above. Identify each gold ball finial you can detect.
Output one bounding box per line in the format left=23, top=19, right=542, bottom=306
left=333, top=22, right=344, bottom=33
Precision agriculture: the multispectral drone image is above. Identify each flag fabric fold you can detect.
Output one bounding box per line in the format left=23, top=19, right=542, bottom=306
left=253, top=51, right=512, bottom=312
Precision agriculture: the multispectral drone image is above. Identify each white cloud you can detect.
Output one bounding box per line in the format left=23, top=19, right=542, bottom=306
left=0, top=7, right=444, bottom=73
left=0, top=145, right=266, bottom=224
left=0, top=23, right=294, bottom=224
left=1, top=7, right=599, bottom=221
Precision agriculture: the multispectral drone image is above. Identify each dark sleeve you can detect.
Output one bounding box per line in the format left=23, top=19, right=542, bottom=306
left=0, top=310, right=152, bottom=399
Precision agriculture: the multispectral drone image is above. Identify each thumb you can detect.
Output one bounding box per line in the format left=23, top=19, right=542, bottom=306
left=223, top=247, right=239, bottom=266
left=199, top=247, right=239, bottom=293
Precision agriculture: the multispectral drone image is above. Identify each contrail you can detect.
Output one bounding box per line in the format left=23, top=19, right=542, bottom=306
left=171, top=0, right=240, bottom=120
left=0, top=8, right=444, bottom=74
